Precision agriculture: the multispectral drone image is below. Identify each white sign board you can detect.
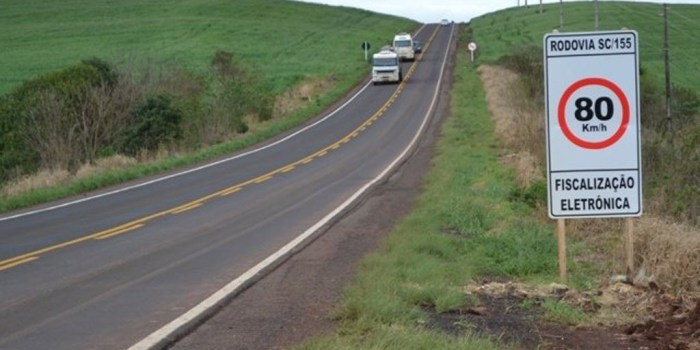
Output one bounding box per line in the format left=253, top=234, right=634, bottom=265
left=544, top=30, right=642, bottom=219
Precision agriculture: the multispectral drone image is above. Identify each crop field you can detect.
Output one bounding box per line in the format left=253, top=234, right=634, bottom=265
left=0, top=0, right=417, bottom=95
left=470, top=1, right=700, bottom=91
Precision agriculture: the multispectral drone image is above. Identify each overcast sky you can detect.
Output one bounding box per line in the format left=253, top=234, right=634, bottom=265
left=296, top=0, right=700, bottom=23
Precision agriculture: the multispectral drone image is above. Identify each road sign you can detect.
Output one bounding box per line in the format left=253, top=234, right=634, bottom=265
left=467, top=41, right=477, bottom=62
left=361, top=41, right=371, bottom=61
left=544, top=30, right=642, bottom=219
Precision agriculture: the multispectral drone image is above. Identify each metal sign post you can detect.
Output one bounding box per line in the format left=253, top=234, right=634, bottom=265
left=361, top=41, right=371, bottom=61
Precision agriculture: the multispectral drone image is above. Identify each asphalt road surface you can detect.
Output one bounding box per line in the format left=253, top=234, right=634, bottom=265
left=0, top=23, right=455, bottom=350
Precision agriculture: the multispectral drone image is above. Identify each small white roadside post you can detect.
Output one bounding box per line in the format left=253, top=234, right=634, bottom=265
left=467, top=41, right=477, bottom=62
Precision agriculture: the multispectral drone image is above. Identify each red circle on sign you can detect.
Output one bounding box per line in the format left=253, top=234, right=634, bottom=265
left=557, top=78, right=630, bottom=150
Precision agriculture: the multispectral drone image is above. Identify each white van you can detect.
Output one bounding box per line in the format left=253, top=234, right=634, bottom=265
left=393, top=33, right=415, bottom=61
left=371, top=49, right=402, bottom=85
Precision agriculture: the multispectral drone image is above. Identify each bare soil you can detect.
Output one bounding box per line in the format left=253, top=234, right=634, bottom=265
left=428, top=280, right=700, bottom=350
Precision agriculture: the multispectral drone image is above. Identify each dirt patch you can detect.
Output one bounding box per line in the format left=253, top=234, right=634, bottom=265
left=625, top=295, right=700, bottom=349
left=424, top=281, right=700, bottom=349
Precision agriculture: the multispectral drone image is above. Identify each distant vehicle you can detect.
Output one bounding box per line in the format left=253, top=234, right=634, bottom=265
left=440, top=19, right=450, bottom=26
left=392, top=33, right=415, bottom=61
left=413, top=40, right=423, bottom=54
left=371, top=49, right=402, bottom=85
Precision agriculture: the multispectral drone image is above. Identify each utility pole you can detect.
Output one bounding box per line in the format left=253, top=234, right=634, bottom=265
left=594, top=0, right=600, bottom=30
left=540, top=0, right=544, bottom=14
left=663, top=3, right=672, bottom=132
left=560, top=0, right=565, bottom=30
left=525, top=0, right=529, bottom=8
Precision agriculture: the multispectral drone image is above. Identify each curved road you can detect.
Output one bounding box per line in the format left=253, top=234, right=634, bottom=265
left=0, top=23, right=455, bottom=350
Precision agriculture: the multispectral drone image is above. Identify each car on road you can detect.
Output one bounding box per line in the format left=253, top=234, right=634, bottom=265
left=440, top=19, right=450, bottom=26
left=413, top=40, right=423, bottom=54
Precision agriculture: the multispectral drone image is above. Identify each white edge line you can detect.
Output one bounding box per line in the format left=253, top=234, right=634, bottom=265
left=0, top=25, right=430, bottom=223
left=128, top=23, right=449, bottom=350
left=0, top=79, right=371, bottom=222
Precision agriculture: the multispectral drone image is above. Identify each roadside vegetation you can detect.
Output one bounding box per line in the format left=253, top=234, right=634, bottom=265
left=0, top=0, right=417, bottom=211
left=301, top=2, right=699, bottom=349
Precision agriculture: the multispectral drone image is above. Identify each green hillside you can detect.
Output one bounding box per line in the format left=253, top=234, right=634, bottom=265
left=470, top=1, right=700, bottom=91
left=0, top=0, right=417, bottom=95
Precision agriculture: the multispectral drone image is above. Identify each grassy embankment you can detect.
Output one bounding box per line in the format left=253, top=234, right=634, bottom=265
left=299, top=2, right=700, bottom=349
left=473, top=1, right=700, bottom=91
left=0, top=0, right=417, bottom=211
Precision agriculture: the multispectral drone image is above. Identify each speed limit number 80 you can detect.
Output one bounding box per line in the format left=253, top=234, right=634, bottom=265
left=557, top=77, right=630, bottom=150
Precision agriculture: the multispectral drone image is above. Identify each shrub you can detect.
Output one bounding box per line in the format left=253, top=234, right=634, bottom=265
left=0, top=61, right=109, bottom=177
left=497, top=45, right=543, bottom=101
left=118, top=95, right=183, bottom=155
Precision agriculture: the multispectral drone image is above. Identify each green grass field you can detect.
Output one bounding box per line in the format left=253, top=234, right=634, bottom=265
left=470, top=1, right=700, bottom=91
left=0, top=0, right=416, bottom=95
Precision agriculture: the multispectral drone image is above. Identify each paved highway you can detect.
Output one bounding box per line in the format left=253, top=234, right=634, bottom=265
left=0, top=23, right=455, bottom=350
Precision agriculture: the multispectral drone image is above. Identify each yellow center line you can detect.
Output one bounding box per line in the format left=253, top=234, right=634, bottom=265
left=253, top=175, right=274, bottom=184
left=0, top=256, right=39, bottom=271
left=218, top=187, right=243, bottom=196
left=0, top=25, right=443, bottom=272
left=94, top=224, right=145, bottom=240
left=170, top=203, right=203, bottom=215
left=281, top=165, right=296, bottom=173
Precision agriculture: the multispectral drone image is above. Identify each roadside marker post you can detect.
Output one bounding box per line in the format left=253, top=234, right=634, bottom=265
left=467, top=41, right=477, bottom=62
left=361, top=41, right=371, bottom=61
left=543, top=30, right=642, bottom=281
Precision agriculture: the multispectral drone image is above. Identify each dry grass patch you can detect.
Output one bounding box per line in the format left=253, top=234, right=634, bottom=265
left=1, top=169, right=73, bottom=198
left=1, top=155, right=137, bottom=198
left=75, top=154, right=137, bottom=179
left=273, top=76, right=335, bottom=119
left=636, top=216, right=700, bottom=293
left=478, top=65, right=544, bottom=188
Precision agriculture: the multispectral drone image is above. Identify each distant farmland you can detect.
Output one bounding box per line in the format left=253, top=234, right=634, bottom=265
left=470, top=1, right=700, bottom=91
left=0, top=0, right=417, bottom=95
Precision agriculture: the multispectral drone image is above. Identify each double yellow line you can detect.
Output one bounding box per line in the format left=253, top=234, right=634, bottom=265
left=0, top=26, right=441, bottom=272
